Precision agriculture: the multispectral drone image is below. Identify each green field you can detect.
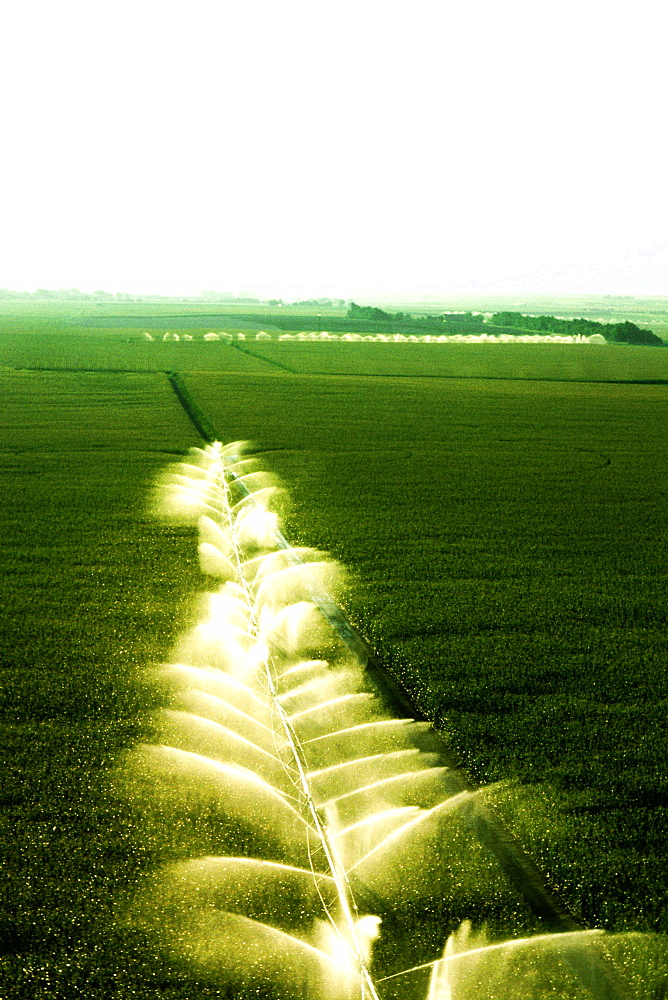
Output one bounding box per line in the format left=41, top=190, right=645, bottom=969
left=0, top=331, right=275, bottom=373
left=233, top=340, right=668, bottom=382
left=187, top=371, right=668, bottom=935
left=0, top=371, right=205, bottom=996
left=1, top=308, right=668, bottom=992
left=3, top=325, right=668, bottom=384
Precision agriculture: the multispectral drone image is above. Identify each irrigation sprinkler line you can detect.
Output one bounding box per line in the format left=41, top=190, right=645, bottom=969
left=212, top=444, right=383, bottom=1000
left=222, top=454, right=589, bottom=925
left=262, top=666, right=381, bottom=1000
left=219, top=449, right=635, bottom=1000
left=375, top=929, right=608, bottom=985
left=166, top=389, right=635, bottom=1000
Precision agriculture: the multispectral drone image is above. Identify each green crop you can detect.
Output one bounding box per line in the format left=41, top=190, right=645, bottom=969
left=0, top=371, right=208, bottom=997
left=2, top=336, right=668, bottom=994
left=188, top=371, right=668, bottom=935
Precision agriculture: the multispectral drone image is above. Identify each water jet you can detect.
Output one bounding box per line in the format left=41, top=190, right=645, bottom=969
left=115, top=442, right=667, bottom=999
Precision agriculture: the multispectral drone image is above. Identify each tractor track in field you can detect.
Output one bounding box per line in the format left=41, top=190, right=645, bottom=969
left=165, top=370, right=634, bottom=1000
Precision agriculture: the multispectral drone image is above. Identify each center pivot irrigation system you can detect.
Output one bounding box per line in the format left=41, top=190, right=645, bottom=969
left=114, top=376, right=665, bottom=998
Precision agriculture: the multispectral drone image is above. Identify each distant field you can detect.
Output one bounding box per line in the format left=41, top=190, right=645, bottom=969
left=3, top=330, right=668, bottom=384
left=0, top=332, right=276, bottom=373
left=187, top=370, right=668, bottom=934
left=238, top=340, right=668, bottom=382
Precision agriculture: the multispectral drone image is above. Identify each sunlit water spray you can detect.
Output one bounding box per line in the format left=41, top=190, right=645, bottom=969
left=115, top=442, right=666, bottom=999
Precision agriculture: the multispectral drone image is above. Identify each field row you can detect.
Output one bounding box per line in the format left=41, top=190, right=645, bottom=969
left=238, top=341, right=668, bottom=382
left=0, top=332, right=272, bottom=373
left=3, top=331, right=668, bottom=382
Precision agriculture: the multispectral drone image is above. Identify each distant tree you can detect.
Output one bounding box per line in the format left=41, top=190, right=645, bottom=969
left=489, top=311, right=662, bottom=345
left=490, top=311, right=525, bottom=328
left=347, top=302, right=404, bottom=322
left=609, top=321, right=663, bottom=346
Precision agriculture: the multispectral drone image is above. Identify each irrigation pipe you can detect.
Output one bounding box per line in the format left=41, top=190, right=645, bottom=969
left=214, top=445, right=383, bottom=999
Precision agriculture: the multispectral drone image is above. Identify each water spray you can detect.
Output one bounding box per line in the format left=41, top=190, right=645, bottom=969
left=119, top=440, right=666, bottom=1000
left=212, top=440, right=383, bottom=999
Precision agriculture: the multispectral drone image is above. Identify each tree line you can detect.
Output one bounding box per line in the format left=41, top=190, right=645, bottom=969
left=490, top=312, right=663, bottom=346
left=347, top=302, right=412, bottom=322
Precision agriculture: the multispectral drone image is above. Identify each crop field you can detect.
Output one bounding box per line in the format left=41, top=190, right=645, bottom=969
left=234, top=341, right=668, bottom=383
left=3, top=318, right=668, bottom=384
left=0, top=331, right=275, bottom=374
left=0, top=370, right=207, bottom=996
left=187, top=371, right=668, bottom=935
left=1, top=311, right=668, bottom=993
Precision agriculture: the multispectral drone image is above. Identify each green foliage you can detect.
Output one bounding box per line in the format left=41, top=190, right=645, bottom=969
left=490, top=311, right=663, bottom=346
left=612, top=320, right=663, bottom=345
left=347, top=301, right=402, bottom=322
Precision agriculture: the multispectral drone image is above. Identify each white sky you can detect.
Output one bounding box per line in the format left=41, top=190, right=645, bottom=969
left=1, top=0, right=666, bottom=299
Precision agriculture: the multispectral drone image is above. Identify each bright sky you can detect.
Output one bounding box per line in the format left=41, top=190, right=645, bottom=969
left=1, top=0, right=666, bottom=299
